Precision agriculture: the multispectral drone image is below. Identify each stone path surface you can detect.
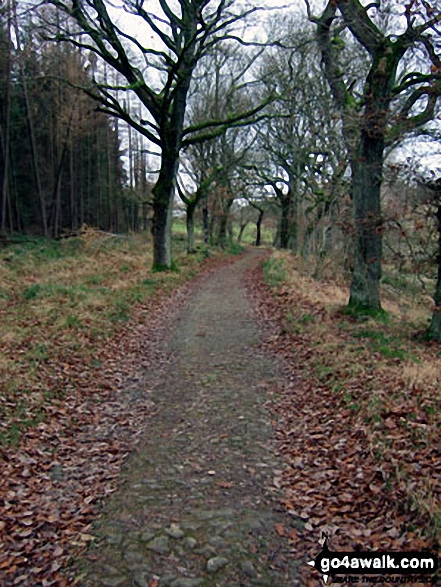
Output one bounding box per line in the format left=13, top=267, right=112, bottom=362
left=78, top=250, right=300, bottom=587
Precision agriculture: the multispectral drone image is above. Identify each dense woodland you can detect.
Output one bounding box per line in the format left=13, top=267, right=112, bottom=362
left=1, top=0, right=441, bottom=336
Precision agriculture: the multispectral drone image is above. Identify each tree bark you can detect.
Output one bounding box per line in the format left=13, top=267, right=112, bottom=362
left=429, top=203, right=441, bottom=341
left=237, top=222, right=248, bottom=243
left=217, top=215, right=228, bottom=248
left=52, top=121, right=71, bottom=238
left=227, top=220, right=233, bottom=242
left=202, top=200, right=209, bottom=245
left=280, top=197, right=290, bottom=249
left=152, top=153, right=178, bottom=270
left=348, top=132, right=383, bottom=311
left=255, top=209, right=264, bottom=246
left=217, top=199, right=234, bottom=248
left=186, top=201, right=197, bottom=254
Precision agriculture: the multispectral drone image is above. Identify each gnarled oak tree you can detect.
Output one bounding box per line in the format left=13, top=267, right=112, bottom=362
left=307, top=0, right=441, bottom=311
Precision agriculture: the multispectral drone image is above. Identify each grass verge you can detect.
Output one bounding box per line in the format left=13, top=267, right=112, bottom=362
left=0, top=230, right=233, bottom=446
left=262, top=250, right=441, bottom=542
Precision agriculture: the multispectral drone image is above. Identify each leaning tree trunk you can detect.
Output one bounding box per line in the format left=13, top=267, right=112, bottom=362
left=348, top=132, right=383, bottom=312
left=428, top=203, right=441, bottom=341
left=152, top=153, right=178, bottom=270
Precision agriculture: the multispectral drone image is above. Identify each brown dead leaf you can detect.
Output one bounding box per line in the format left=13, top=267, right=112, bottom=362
left=274, top=523, right=286, bottom=537
left=216, top=481, right=234, bottom=489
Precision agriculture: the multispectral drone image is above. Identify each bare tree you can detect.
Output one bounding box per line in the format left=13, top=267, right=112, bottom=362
left=252, top=21, right=348, bottom=254
left=41, top=0, right=271, bottom=269
left=307, top=0, right=441, bottom=312
left=181, top=42, right=263, bottom=252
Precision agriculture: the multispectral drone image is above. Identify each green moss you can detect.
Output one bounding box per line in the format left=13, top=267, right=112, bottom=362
left=152, top=259, right=180, bottom=273
left=343, top=303, right=390, bottom=323
left=331, top=35, right=345, bottom=50
left=152, top=263, right=171, bottom=273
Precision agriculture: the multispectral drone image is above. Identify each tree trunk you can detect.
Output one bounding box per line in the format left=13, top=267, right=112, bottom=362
left=237, top=222, right=248, bottom=243
left=202, top=199, right=209, bottom=245
left=348, top=132, right=383, bottom=312
left=13, top=5, right=48, bottom=237
left=217, top=199, right=233, bottom=248
left=69, top=137, right=75, bottom=230
left=255, top=210, right=264, bottom=246
left=186, top=201, right=197, bottom=254
left=26, top=88, right=48, bottom=236
left=227, top=220, right=233, bottom=242
left=280, top=198, right=290, bottom=249
left=288, top=223, right=298, bottom=254
left=273, top=223, right=280, bottom=247
left=217, top=214, right=228, bottom=248
left=0, top=2, right=11, bottom=235
left=288, top=193, right=299, bottom=254
left=152, top=154, right=178, bottom=270
left=52, top=128, right=71, bottom=238
left=429, top=203, right=441, bottom=341
left=53, top=173, right=63, bottom=238
left=0, top=117, right=10, bottom=234
left=302, top=224, right=313, bottom=257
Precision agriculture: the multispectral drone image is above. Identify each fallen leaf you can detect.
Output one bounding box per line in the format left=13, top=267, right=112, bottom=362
left=216, top=481, right=234, bottom=489
left=274, top=524, right=286, bottom=537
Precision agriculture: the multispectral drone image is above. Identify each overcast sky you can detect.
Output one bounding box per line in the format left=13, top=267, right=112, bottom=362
left=105, top=0, right=441, bottom=180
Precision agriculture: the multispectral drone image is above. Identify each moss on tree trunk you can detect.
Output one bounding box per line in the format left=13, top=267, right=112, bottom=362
left=348, top=133, right=383, bottom=313
left=428, top=204, right=441, bottom=341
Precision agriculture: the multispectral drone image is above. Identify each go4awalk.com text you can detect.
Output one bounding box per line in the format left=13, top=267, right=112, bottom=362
left=307, top=538, right=438, bottom=585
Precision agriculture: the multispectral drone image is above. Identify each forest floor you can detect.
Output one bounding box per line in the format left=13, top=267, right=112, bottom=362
left=1, top=245, right=440, bottom=586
